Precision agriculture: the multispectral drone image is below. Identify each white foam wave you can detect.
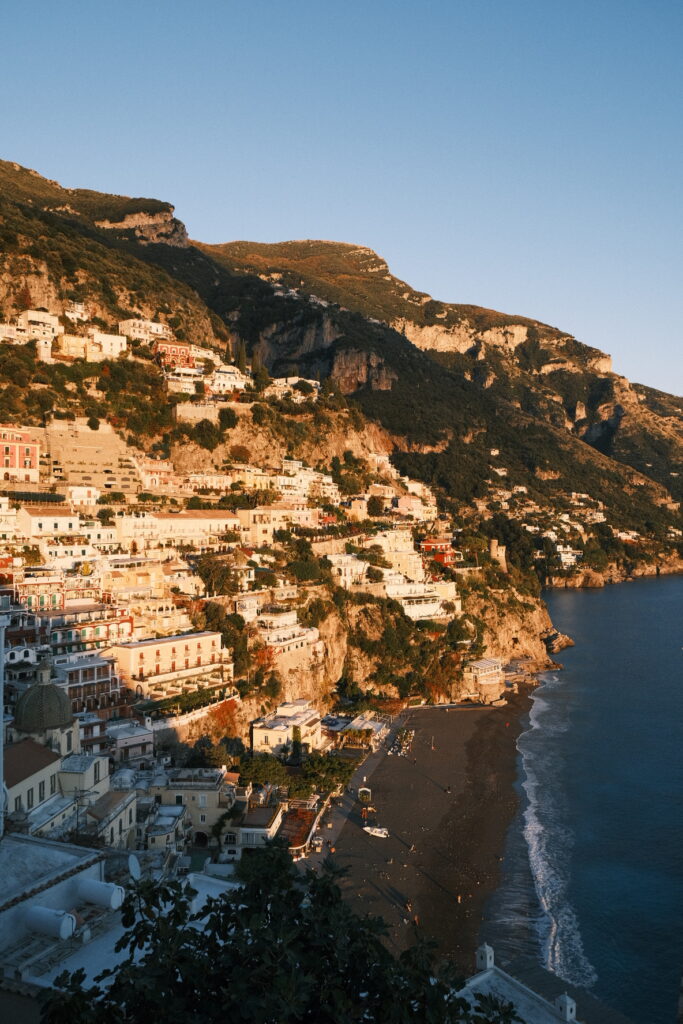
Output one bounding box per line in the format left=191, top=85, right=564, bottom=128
left=519, top=675, right=598, bottom=989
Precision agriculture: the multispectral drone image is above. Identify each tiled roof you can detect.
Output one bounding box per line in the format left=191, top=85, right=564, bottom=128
left=4, top=738, right=61, bottom=789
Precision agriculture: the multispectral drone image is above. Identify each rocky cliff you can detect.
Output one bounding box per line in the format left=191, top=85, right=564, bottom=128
left=95, top=208, right=189, bottom=247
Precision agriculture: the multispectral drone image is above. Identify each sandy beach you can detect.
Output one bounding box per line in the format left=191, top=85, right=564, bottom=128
left=332, top=691, right=531, bottom=973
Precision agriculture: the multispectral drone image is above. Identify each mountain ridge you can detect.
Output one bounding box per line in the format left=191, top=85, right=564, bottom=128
left=0, top=158, right=679, bottom=534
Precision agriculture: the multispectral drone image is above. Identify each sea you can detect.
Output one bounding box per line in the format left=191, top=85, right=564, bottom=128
left=482, top=575, right=683, bottom=1024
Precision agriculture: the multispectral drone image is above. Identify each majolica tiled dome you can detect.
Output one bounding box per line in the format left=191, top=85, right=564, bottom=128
left=14, top=678, right=72, bottom=733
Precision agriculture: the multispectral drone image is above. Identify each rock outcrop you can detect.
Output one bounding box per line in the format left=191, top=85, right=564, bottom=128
left=95, top=208, right=189, bottom=247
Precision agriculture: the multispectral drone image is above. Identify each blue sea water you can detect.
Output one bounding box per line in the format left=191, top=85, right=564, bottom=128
left=482, top=576, right=683, bottom=1024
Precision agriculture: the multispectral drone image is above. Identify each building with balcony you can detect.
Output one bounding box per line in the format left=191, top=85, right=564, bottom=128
left=118, top=318, right=172, bottom=344
left=0, top=425, right=40, bottom=484
left=384, top=580, right=445, bottom=620
left=52, top=651, right=123, bottom=716
left=255, top=610, right=321, bottom=659
left=148, top=767, right=237, bottom=846
left=109, top=631, right=232, bottom=699
left=251, top=699, right=322, bottom=756
left=38, top=603, right=134, bottom=656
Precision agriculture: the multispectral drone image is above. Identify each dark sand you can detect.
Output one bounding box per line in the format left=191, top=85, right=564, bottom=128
left=333, top=692, right=531, bottom=972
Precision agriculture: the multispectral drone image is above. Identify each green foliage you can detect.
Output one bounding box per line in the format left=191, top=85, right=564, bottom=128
left=302, top=751, right=360, bottom=791
left=367, top=495, right=384, bottom=517
left=238, top=753, right=289, bottom=787
left=299, top=597, right=334, bottom=627
left=196, top=556, right=238, bottom=596
left=191, top=418, right=222, bottom=451
left=251, top=403, right=268, bottom=425
left=42, top=844, right=523, bottom=1024
left=218, top=406, right=238, bottom=430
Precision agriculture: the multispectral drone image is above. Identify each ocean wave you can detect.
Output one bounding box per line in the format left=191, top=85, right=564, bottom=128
left=519, top=675, right=598, bottom=989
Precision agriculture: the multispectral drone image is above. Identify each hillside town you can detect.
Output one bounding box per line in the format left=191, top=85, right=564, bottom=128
left=0, top=306, right=672, bottom=1022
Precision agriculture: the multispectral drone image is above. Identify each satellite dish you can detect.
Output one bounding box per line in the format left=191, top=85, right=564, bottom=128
left=128, top=854, right=141, bottom=881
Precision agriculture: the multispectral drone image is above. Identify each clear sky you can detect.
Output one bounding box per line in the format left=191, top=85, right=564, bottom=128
left=1, top=0, right=681, bottom=394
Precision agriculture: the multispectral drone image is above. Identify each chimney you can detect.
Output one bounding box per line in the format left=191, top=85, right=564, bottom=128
left=554, top=993, right=577, bottom=1021
left=475, top=943, right=495, bottom=972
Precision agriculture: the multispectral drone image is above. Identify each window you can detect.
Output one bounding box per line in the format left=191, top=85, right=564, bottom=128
left=198, top=794, right=207, bottom=808
left=129, top=809, right=133, bottom=824
left=175, top=794, right=183, bottom=805
left=263, top=734, right=269, bottom=745
left=26, top=788, right=34, bottom=809
left=200, top=814, right=206, bottom=824
left=38, top=781, right=45, bottom=802
left=14, top=796, right=20, bottom=812
left=94, top=761, right=100, bottom=784
left=66, top=731, right=72, bottom=752
left=50, top=773, right=57, bottom=794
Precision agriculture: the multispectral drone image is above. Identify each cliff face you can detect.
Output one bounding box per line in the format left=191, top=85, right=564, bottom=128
left=548, top=550, right=683, bottom=589
left=199, top=238, right=683, bottom=504
left=169, top=406, right=394, bottom=472
left=330, top=349, right=398, bottom=394
left=396, top=318, right=533, bottom=356
left=462, top=589, right=556, bottom=670
left=95, top=208, right=189, bottom=247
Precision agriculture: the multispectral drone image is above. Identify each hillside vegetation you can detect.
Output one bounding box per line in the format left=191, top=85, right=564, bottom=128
left=201, top=239, right=682, bottom=502
left=0, top=159, right=679, bottom=534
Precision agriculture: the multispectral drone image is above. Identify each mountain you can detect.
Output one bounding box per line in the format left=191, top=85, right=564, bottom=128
left=0, top=160, right=680, bottom=538
left=201, top=240, right=683, bottom=505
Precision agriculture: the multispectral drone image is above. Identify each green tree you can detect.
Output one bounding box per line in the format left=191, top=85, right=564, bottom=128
left=236, top=339, right=247, bottom=373
left=367, top=495, right=384, bottom=517
left=42, top=846, right=521, bottom=1024
left=252, top=364, right=271, bottom=393
left=218, top=406, right=238, bottom=431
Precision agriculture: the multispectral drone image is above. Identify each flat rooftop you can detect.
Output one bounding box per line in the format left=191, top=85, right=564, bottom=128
left=0, top=834, right=102, bottom=914
left=241, top=806, right=280, bottom=829
left=113, top=631, right=218, bottom=649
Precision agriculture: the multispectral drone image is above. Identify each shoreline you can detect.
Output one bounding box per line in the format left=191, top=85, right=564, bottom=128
left=332, top=688, right=533, bottom=973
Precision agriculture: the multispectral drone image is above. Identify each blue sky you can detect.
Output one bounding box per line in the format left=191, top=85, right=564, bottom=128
left=1, top=0, right=681, bottom=393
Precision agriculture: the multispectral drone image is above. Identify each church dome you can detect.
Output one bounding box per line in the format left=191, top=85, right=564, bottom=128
left=14, top=678, right=72, bottom=733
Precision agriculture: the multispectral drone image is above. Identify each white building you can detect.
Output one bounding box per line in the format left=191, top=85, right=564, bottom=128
left=165, top=366, right=204, bottom=394
left=64, top=301, right=88, bottom=323
left=118, top=318, right=172, bottom=343
left=327, top=553, right=368, bottom=588
left=109, top=630, right=232, bottom=699
left=463, top=658, right=505, bottom=702
left=384, top=580, right=445, bottom=620
left=67, top=485, right=102, bottom=507
left=251, top=699, right=322, bottom=755
left=16, top=309, right=60, bottom=339
left=255, top=609, right=321, bottom=659
left=208, top=365, right=251, bottom=393
left=456, top=944, right=617, bottom=1024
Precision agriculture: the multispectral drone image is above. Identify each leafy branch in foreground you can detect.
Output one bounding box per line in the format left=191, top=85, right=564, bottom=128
left=42, top=843, right=522, bottom=1024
